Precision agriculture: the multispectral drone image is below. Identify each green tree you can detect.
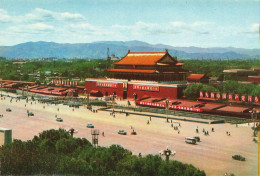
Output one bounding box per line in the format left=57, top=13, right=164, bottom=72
left=183, top=83, right=203, bottom=99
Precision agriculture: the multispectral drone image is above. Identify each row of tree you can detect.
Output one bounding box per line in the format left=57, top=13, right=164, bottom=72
left=0, top=59, right=110, bottom=83
left=0, top=129, right=205, bottom=175
left=182, top=59, right=259, bottom=78
left=0, top=58, right=259, bottom=83
left=184, top=81, right=260, bottom=100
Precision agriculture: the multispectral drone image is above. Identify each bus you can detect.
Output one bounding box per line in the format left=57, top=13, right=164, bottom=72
left=185, top=137, right=197, bottom=144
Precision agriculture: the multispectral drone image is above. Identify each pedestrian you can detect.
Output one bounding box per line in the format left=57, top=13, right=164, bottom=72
left=150, top=116, right=151, bottom=121
left=171, top=119, right=172, bottom=123
left=102, top=131, right=105, bottom=136
left=171, top=124, right=173, bottom=127
left=178, top=130, right=180, bottom=134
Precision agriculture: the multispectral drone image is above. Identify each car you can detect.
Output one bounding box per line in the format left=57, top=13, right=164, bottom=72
left=28, top=112, right=34, bottom=116
left=6, top=108, right=12, bottom=112
left=118, top=130, right=127, bottom=135
left=232, top=155, right=245, bottom=161
left=86, top=124, right=94, bottom=128
left=185, top=137, right=197, bottom=144
left=56, top=118, right=63, bottom=122
left=131, top=131, right=137, bottom=135
left=194, top=136, right=200, bottom=142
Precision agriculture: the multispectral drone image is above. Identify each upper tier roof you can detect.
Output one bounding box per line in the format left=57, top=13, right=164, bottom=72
left=113, top=49, right=177, bottom=66
left=187, top=74, right=206, bottom=80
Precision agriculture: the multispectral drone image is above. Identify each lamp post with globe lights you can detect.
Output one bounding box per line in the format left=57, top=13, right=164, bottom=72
left=159, top=146, right=176, bottom=161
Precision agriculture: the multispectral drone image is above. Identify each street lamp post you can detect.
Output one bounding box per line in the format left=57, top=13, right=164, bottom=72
left=159, top=146, right=176, bottom=161
left=165, top=99, right=169, bottom=123
left=112, top=93, right=115, bottom=113
left=1, top=82, right=3, bottom=97
left=133, top=93, right=136, bottom=110
left=249, top=108, right=259, bottom=129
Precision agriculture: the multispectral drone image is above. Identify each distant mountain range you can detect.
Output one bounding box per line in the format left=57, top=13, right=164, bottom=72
left=0, top=40, right=259, bottom=59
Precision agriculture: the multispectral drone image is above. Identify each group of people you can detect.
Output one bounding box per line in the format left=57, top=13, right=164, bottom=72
left=110, top=112, right=116, bottom=117
left=202, top=128, right=210, bottom=136
left=226, top=131, right=231, bottom=136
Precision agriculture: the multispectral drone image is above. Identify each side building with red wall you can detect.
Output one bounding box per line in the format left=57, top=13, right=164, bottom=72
left=85, top=78, right=187, bottom=99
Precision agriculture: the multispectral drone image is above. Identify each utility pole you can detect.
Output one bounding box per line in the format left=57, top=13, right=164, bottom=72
left=91, top=129, right=99, bottom=148
left=0, top=82, right=2, bottom=97
left=250, top=108, right=259, bottom=129
left=112, top=93, right=115, bottom=113
left=106, top=48, right=110, bottom=69
left=165, top=99, right=169, bottom=122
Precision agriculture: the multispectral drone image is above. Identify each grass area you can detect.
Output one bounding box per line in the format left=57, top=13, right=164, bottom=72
left=12, top=92, right=255, bottom=124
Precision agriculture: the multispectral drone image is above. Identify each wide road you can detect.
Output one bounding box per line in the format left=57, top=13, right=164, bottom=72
left=0, top=94, right=257, bottom=176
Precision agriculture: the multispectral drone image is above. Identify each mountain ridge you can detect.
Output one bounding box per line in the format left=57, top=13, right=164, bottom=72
left=0, top=41, right=259, bottom=59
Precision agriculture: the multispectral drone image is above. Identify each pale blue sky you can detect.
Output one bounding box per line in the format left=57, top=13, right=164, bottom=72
left=0, top=0, right=259, bottom=48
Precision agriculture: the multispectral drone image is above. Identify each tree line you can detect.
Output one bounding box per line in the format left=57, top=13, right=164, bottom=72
left=0, top=58, right=259, bottom=83
left=182, top=59, right=259, bottom=78
left=0, top=129, right=206, bottom=176
left=184, top=81, right=260, bottom=100
left=0, top=59, right=110, bottom=83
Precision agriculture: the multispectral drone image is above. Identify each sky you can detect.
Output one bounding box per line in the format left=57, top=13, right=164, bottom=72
left=0, top=0, right=259, bottom=48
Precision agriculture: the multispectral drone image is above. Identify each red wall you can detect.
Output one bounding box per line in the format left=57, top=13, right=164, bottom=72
left=127, top=84, right=182, bottom=99
left=85, top=80, right=124, bottom=97
left=248, top=77, right=260, bottom=84
left=85, top=80, right=186, bottom=99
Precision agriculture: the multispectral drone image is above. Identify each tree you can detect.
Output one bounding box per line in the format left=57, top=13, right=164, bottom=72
left=183, top=83, right=203, bottom=99
left=0, top=129, right=206, bottom=175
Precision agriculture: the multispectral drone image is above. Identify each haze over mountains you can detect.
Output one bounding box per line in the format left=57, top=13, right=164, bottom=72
left=0, top=40, right=259, bottom=59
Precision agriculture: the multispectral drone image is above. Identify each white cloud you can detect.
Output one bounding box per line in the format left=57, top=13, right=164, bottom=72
left=70, top=23, right=97, bottom=30
left=112, top=21, right=211, bottom=36
left=239, top=23, right=259, bottom=35
left=61, top=12, right=84, bottom=21
left=249, top=23, right=259, bottom=33
left=171, top=21, right=186, bottom=27
left=29, top=23, right=54, bottom=31
left=8, top=8, right=86, bottom=24
left=0, top=9, right=12, bottom=23
left=8, top=23, right=54, bottom=34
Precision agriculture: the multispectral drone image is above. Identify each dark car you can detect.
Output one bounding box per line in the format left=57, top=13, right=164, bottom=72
left=56, top=118, right=63, bottom=122
left=118, top=130, right=127, bottom=135
left=232, top=155, right=245, bottom=161
left=28, top=112, right=34, bottom=116
left=86, top=124, right=94, bottom=128
left=194, top=136, right=200, bottom=142
left=6, top=108, right=11, bottom=112
left=131, top=131, right=137, bottom=135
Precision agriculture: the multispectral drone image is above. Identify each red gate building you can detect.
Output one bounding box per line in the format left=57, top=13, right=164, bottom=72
left=85, top=49, right=188, bottom=99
